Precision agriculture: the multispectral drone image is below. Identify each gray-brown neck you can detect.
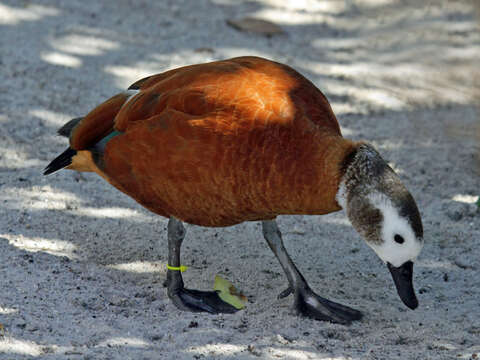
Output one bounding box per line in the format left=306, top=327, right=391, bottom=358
left=336, top=144, right=389, bottom=207
left=336, top=143, right=423, bottom=244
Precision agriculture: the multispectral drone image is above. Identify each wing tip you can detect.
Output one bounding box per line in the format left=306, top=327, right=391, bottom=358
left=57, top=117, right=83, bottom=137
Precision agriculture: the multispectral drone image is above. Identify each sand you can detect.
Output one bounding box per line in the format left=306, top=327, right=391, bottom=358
left=1, top=0, right=479, bottom=359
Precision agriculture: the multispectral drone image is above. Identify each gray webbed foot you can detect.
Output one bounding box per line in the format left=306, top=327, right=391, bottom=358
left=168, top=287, right=238, bottom=314
left=166, top=217, right=238, bottom=314
left=293, top=285, right=362, bottom=324
left=262, top=220, right=362, bottom=324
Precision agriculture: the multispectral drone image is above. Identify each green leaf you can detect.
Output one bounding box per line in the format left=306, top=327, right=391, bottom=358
left=213, top=275, right=246, bottom=310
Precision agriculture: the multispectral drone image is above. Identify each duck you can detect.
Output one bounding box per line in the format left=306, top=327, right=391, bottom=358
left=45, top=56, right=423, bottom=324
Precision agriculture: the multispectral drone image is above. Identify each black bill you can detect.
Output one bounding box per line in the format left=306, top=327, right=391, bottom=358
left=387, top=261, right=418, bottom=310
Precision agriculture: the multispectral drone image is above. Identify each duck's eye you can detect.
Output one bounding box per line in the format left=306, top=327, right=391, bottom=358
left=394, top=234, right=405, bottom=244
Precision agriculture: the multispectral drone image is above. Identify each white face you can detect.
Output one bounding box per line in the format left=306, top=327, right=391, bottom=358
left=366, top=192, right=423, bottom=267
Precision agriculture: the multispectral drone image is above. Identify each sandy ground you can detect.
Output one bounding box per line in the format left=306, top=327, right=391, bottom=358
left=1, top=0, right=479, bottom=359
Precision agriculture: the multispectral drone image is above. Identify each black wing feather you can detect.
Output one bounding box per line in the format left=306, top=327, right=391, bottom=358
left=57, top=117, right=83, bottom=137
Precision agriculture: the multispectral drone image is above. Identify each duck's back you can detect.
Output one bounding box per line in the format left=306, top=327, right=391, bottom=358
left=73, top=57, right=354, bottom=226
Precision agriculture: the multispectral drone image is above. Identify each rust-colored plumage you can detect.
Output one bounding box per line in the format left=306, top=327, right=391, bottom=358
left=47, top=56, right=423, bottom=322
left=64, top=56, right=358, bottom=226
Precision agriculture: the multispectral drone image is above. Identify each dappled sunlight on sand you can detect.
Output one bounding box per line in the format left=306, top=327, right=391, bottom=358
left=49, top=33, right=119, bottom=56
left=299, top=60, right=476, bottom=112
left=361, top=90, right=404, bottom=111
left=105, top=47, right=274, bottom=88
left=102, top=0, right=478, bottom=116
left=73, top=206, right=146, bottom=220
left=0, top=147, right=44, bottom=169
left=254, top=0, right=346, bottom=14
left=186, top=343, right=248, bottom=358
left=0, top=336, right=153, bottom=357
left=251, top=6, right=343, bottom=25
left=0, top=337, right=45, bottom=356
left=29, top=108, right=73, bottom=128
left=316, top=215, right=350, bottom=227
left=267, top=348, right=349, bottom=360
left=0, top=306, right=18, bottom=315
left=39, top=29, right=120, bottom=70
left=2, top=233, right=77, bottom=259
left=107, top=261, right=165, bottom=274
left=3, top=185, right=145, bottom=220
left=2, top=186, right=80, bottom=211
left=452, top=194, right=479, bottom=204
left=41, top=52, right=82, bottom=68
left=186, top=341, right=346, bottom=359
left=104, top=64, right=167, bottom=89
left=0, top=3, right=59, bottom=26
left=217, top=47, right=274, bottom=61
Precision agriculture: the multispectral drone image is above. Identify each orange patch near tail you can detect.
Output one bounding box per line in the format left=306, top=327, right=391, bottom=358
left=66, top=150, right=97, bottom=172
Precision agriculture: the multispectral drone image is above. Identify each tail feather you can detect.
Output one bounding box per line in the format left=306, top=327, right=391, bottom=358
left=58, top=117, right=83, bottom=137
left=44, top=147, right=77, bottom=175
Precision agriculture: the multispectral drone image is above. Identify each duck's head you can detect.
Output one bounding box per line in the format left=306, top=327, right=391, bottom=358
left=336, top=144, right=423, bottom=310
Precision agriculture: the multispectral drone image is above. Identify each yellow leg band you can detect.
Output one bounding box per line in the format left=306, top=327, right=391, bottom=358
left=167, top=264, right=188, bottom=272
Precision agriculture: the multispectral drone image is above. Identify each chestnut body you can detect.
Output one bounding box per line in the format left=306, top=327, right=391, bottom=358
left=45, top=57, right=423, bottom=323
left=69, top=57, right=356, bottom=226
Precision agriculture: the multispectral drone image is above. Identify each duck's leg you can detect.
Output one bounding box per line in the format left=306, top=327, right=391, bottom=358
left=166, top=217, right=238, bottom=314
left=261, top=220, right=362, bottom=324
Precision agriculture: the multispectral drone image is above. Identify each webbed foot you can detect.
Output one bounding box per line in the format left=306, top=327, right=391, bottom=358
left=168, top=287, right=238, bottom=314
left=166, top=217, right=239, bottom=314
left=262, top=220, right=363, bottom=324
left=294, top=286, right=362, bottom=324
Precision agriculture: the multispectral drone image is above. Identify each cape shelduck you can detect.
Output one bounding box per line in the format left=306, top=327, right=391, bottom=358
left=45, top=56, right=423, bottom=324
